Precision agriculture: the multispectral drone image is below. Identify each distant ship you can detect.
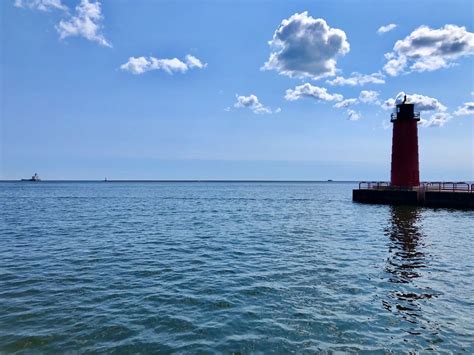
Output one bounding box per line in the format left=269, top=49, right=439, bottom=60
left=21, top=173, right=41, bottom=182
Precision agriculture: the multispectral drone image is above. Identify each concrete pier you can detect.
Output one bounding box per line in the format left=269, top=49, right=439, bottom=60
left=424, top=191, right=474, bottom=209
left=353, top=189, right=418, bottom=205
left=353, top=186, right=474, bottom=209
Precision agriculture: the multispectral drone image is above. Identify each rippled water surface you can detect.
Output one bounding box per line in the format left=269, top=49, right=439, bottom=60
left=1, top=182, right=473, bottom=352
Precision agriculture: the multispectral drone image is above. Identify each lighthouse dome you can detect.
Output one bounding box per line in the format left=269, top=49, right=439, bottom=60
left=395, top=92, right=407, bottom=105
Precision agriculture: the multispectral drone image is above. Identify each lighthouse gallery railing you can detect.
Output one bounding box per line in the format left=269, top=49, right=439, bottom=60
left=390, top=111, right=420, bottom=121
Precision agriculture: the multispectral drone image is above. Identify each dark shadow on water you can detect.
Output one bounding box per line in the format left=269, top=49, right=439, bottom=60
left=382, top=206, right=439, bottom=325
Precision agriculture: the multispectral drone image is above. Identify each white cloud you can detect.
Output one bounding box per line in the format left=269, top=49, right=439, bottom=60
left=382, top=92, right=451, bottom=127
left=383, top=53, right=407, bottom=76
left=120, top=57, right=150, bottom=75
left=120, top=55, right=206, bottom=75
left=381, top=91, right=447, bottom=112
left=381, top=98, right=395, bottom=110
left=56, top=0, right=111, bottom=47
left=359, top=90, right=380, bottom=104
left=334, top=98, right=358, bottom=109
left=285, top=83, right=343, bottom=102
left=329, top=97, right=361, bottom=120
left=419, top=112, right=452, bottom=127
left=383, top=25, right=474, bottom=76
left=14, top=0, right=66, bottom=11
left=185, top=54, right=207, bottom=69
left=326, top=72, right=385, bottom=86
left=332, top=91, right=379, bottom=110
left=377, top=24, right=397, bottom=35
left=454, top=102, right=474, bottom=116
left=262, top=11, right=350, bottom=80
left=347, top=109, right=362, bottom=121
left=234, top=94, right=274, bottom=114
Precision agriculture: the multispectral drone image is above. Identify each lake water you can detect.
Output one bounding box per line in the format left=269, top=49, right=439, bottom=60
left=1, top=182, right=473, bottom=352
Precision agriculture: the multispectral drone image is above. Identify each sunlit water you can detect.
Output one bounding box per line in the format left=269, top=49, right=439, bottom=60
left=1, top=182, right=473, bottom=352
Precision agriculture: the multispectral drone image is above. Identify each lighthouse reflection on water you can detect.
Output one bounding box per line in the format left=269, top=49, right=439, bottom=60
left=383, top=206, right=440, bottom=334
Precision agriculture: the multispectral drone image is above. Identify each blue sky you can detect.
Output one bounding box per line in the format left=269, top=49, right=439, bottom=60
left=1, top=0, right=473, bottom=180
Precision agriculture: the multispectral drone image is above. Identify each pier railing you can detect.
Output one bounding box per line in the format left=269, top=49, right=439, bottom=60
left=358, top=181, right=472, bottom=192
left=422, top=182, right=471, bottom=192
left=359, top=181, right=391, bottom=190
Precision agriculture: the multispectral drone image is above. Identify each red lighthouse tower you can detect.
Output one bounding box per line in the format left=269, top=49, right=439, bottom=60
left=390, top=97, right=420, bottom=188
left=353, top=94, right=473, bottom=208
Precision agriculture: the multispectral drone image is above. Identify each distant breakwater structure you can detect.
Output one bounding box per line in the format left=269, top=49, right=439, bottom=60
left=353, top=98, right=473, bottom=209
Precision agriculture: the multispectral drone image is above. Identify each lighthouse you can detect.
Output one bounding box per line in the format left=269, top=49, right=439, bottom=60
left=390, top=96, right=420, bottom=188
left=353, top=92, right=473, bottom=208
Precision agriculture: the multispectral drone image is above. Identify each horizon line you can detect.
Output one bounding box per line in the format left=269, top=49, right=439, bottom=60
left=0, top=179, right=358, bottom=183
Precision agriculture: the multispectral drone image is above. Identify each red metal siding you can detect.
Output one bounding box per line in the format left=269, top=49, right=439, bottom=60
left=390, top=118, right=420, bottom=187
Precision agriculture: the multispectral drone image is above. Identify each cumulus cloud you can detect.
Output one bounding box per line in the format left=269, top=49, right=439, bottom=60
left=382, top=92, right=451, bottom=127
left=383, top=53, right=407, bottom=76
left=262, top=12, right=350, bottom=80
left=326, top=72, right=385, bottom=86
left=333, top=91, right=380, bottom=109
left=383, top=24, right=474, bottom=76
left=377, top=24, right=397, bottom=35
left=334, top=98, right=358, bottom=109
left=381, top=91, right=447, bottom=112
left=184, top=54, right=206, bottom=69
left=14, top=0, right=67, bottom=11
left=234, top=94, right=274, bottom=114
left=285, top=83, right=343, bottom=102
left=56, top=0, right=111, bottom=47
left=283, top=83, right=366, bottom=122
left=420, top=112, right=452, bottom=127
left=454, top=102, right=474, bottom=116
left=359, top=90, right=380, bottom=104
left=347, top=109, right=362, bottom=121
left=381, top=98, right=396, bottom=110
left=120, top=55, right=206, bottom=75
